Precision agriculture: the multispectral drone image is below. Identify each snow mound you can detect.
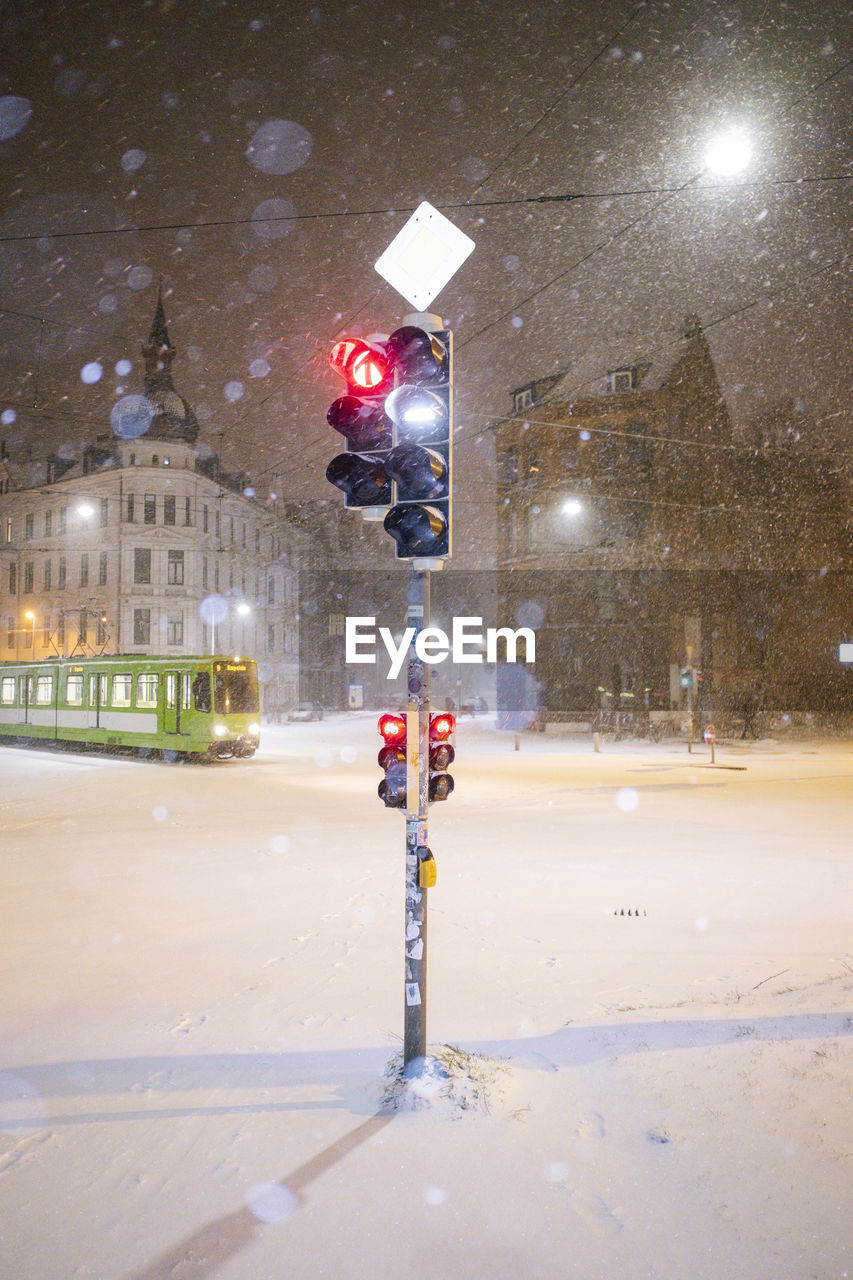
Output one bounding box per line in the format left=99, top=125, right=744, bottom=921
left=381, top=1043, right=510, bottom=1117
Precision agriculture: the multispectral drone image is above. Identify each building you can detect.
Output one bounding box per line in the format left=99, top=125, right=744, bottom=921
left=495, top=317, right=852, bottom=723
left=0, top=292, right=303, bottom=715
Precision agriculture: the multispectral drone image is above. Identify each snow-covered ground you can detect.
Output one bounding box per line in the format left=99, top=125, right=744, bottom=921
left=1, top=717, right=851, bottom=1280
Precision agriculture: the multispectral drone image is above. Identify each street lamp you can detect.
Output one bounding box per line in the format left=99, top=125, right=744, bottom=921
left=562, top=498, right=583, bottom=517
left=704, top=129, right=752, bottom=176
left=24, top=610, right=35, bottom=653
left=77, top=502, right=95, bottom=521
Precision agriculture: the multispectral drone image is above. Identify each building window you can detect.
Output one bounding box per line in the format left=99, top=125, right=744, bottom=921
left=513, top=386, right=534, bottom=414
left=25, top=513, right=34, bottom=540
left=143, top=493, right=156, bottom=524
left=499, top=445, right=519, bottom=485
left=125, top=494, right=135, bottom=522
left=214, top=562, right=220, bottom=592
left=99, top=551, right=108, bottom=585
left=202, top=556, right=208, bottom=589
left=23, top=562, right=34, bottom=593
left=134, top=547, right=151, bottom=584
left=96, top=615, right=107, bottom=646
left=80, top=553, right=89, bottom=587
left=59, top=508, right=67, bottom=532
left=44, top=511, right=52, bottom=537
left=255, top=528, right=260, bottom=552
left=44, top=560, right=51, bottom=590
left=167, top=614, right=183, bottom=645
left=58, top=557, right=66, bottom=588
left=57, top=615, right=65, bottom=648
left=9, top=562, right=16, bottom=594
left=164, top=495, right=176, bottom=525
left=167, top=550, right=184, bottom=585
left=133, top=609, right=150, bottom=645
left=184, top=496, right=192, bottom=526
left=268, top=625, right=275, bottom=652
left=606, top=367, right=637, bottom=394
left=203, top=504, right=209, bottom=533
left=6, top=617, right=13, bottom=648
left=100, top=497, right=109, bottom=527
left=267, top=576, right=275, bottom=605
left=215, top=511, right=221, bottom=540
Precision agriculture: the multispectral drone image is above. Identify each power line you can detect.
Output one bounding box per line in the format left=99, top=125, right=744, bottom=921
left=0, top=171, right=848, bottom=248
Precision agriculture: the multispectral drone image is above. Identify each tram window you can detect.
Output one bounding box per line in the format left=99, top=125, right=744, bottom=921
left=182, top=672, right=192, bottom=709
left=112, top=673, right=132, bottom=707
left=67, top=674, right=83, bottom=705
left=137, top=673, right=158, bottom=707
left=0, top=676, right=14, bottom=704
left=193, top=672, right=212, bottom=713
left=166, top=673, right=177, bottom=709
left=214, top=664, right=259, bottom=715
left=35, top=675, right=53, bottom=704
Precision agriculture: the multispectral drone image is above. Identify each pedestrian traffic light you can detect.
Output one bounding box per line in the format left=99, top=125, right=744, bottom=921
left=382, top=325, right=452, bottom=560
left=428, top=711, right=455, bottom=801
left=378, top=712, right=407, bottom=808
left=326, top=337, right=394, bottom=511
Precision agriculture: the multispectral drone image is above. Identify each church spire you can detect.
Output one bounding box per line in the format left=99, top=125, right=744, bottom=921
left=147, top=284, right=173, bottom=351
left=142, top=285, right=176, bottom=393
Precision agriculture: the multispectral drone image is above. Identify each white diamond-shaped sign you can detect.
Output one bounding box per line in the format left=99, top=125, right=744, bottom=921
left=374, top=201, right=475, bottom=311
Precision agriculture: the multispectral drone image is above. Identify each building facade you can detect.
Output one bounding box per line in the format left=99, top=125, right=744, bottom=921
left=495, top=317, right=852, bottom=724
left=0, top=294, right=302, bottom=715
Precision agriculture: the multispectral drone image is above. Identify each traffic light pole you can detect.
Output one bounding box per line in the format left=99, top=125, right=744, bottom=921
left=403, top=562, right=431, bottom=1068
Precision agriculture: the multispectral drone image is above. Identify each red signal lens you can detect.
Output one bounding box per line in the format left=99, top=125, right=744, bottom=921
left=378, top=713, right=407, bottom=745
left=330, top=339, right=389, bottom=391
left=429, top=712, right=455, bottom=741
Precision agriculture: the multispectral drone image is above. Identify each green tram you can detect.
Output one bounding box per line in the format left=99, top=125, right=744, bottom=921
left=0, top=654, right=260, bottom=760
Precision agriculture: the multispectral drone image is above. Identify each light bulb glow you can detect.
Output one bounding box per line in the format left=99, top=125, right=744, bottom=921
left=704, top=131, right=752, bottom=176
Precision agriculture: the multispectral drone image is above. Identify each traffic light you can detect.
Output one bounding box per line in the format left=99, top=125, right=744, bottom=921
left=382, top=325, right=452, bottom=560
left=378, top=712, right=407, bottom=808
left=680, top=668, right=691, bottom=690
left=326, top=338, right=394, bottom=511
left=428, top=711, right=455, bottom=801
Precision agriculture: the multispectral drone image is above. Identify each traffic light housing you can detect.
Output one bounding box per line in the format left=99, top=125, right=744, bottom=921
left=383, top=325, right=452, bottom=561
left=378, top=713, right=407, bottom=808
left=428, top=711, right=455, bottom=801
left=325, top=338, right=394, bottom=511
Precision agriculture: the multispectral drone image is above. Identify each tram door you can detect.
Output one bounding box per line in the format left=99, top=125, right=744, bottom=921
left=86, top=673, right=108, bottom=729
left=164, top=670, right=182, bottom=736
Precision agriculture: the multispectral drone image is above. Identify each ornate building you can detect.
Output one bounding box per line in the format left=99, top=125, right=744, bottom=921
left=0, top=293, right=303, bottom=715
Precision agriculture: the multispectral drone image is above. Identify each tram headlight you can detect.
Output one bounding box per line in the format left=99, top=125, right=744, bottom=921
left=214, top=723, right=228, bottom=737
left=248, top=723, right=260, bottom=736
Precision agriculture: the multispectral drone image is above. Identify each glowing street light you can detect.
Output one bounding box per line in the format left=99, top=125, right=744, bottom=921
left=24, top=609, right=36, bottom=651
left=77, top=502, right=95, bottom=519
left=704, top=130, right=752, bottom=176
left=562, top=498, right=583, bottom=517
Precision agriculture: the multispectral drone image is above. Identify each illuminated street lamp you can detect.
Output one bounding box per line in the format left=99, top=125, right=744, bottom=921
left=77, top=502, right=95, bottom=521
left=24, top=610, right=35, bottom=652
left=704, top=129, right=752, bottom=175
left=562, top=498, right=583, bottom=517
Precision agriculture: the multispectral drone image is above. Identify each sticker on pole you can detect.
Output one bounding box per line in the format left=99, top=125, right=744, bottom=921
left=374, top=201, right=475, bottom=311
left=704, top=724, right=716, bottom=745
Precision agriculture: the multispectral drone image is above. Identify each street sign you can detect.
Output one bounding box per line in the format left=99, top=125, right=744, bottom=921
left=374, top=201, right=475, bottom=310
left=704, top=724, right=716, bottom=745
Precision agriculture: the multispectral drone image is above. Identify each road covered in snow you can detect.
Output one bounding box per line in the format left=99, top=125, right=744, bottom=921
left=1, top=718, right=851, bottom=1279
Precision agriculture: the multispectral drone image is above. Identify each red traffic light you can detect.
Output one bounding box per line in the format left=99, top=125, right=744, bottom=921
left=429, top=712, right=455, bottom=741
left=330, top=338, right=390, bottom=391
left=378, top=713, right=407, bottom=745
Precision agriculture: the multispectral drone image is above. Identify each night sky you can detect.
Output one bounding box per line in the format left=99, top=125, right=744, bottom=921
left=0, top=0, right=850, bottom=562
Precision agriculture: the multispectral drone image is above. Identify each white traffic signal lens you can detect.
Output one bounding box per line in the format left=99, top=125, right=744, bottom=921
left=384, top=385, right=448, bottom=435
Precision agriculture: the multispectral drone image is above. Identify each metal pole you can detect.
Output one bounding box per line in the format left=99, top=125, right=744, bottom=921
left=403, top=563, right=430, bottom=1068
